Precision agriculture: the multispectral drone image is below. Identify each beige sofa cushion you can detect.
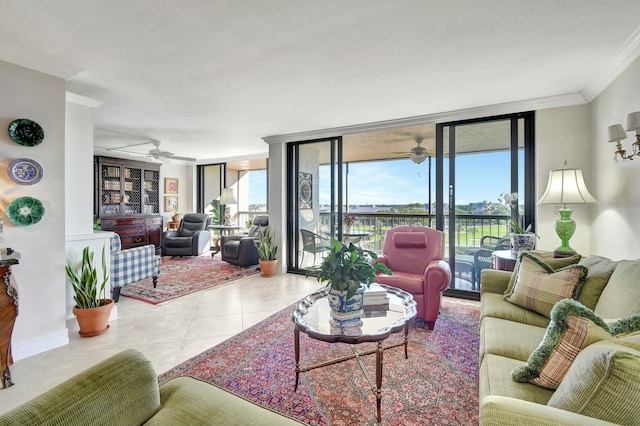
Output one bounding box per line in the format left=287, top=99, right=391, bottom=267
left=547, top=339, right=640, bottom=425
left=481, top=317, right=546, bottom=363
left=480, top=354, right=554, bottom=405
left=505, top=253, right=587, bottom=318
left=594, top=259, right=640, bottom=319
left=481, top=293, right=551, bottom=328
left=576, top=256, right=619, bottom=311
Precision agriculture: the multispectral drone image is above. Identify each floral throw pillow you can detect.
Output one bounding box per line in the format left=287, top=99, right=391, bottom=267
left=504, top=252, right=587, bottom=318
left=512, top=299, right=640, bottom=389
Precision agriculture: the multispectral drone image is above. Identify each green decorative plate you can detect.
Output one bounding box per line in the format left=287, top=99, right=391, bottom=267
left=7, top=196, right=45, bottom=226
left=8, top=119, right=45, bottom=146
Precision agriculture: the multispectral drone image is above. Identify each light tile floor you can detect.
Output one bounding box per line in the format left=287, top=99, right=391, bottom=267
left=0, top=272, right=479, bottom=415
left=0, top=272, right=323, bottom=414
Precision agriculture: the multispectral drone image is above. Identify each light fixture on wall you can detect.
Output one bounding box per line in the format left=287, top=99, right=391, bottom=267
left=537, top=162, right=596, bottom=257
left=219, top=188, right=237, bottom=226
left=608, top=111, right=640, bottom=161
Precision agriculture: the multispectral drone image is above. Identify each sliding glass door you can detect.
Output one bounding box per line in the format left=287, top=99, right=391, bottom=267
left=437, top=112, right=534, bottom=299
left=287, top=137, right=342, bottom=272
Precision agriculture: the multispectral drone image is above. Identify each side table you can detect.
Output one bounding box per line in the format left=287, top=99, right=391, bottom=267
left=492, top=249, right=517, bottom=272
left=0, top=255, right=19, bottom=389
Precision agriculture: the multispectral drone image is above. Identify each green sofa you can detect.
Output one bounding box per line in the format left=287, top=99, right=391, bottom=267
left=0, top=349, right=302, bottom=425
left=479, top=254, right=640, bottom=425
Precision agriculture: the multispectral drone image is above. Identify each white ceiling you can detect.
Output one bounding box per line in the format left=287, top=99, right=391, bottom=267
left=2, top=0, right=640, bottom=163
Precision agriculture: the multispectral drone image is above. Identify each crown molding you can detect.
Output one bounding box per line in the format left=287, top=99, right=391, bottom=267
left=0, top=43, right=83, bottom=80
left=66, top=92, right=103, bottom=108
left=581, top=25, right=640, bottom=102
left=262, top=93, right=586, bottom=145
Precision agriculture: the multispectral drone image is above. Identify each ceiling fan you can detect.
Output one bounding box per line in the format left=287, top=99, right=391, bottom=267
left=107, top=139, right=197, bottom=162
left=393, top=137, right=431, bottom=164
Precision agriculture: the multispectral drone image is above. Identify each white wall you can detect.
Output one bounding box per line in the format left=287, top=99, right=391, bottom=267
left=536, top=104, right=594, bottom=256
left=0, top=60, right=68, bottom=359
left=589, top=56, right=640, bottom=259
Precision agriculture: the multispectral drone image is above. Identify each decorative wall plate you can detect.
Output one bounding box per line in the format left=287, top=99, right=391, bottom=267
left=8, top=119, right=45, bottom=146
left=7, top=158, right=44, bottom=185
left=6, top=196, right=45, bottom=226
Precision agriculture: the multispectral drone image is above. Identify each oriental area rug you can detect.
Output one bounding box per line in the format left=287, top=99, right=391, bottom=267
left=159, top=299, right=480, bottom=425
left=119, top=256, right=260, bottom=304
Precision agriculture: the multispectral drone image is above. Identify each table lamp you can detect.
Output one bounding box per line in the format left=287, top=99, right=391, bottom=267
left=537, top=164, right=596, bottom=256
left=219, top=188, right=237, bottom=226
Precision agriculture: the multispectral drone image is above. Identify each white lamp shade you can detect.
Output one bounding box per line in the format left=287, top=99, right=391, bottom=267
left=219, top=188, right=237, bottom=205
left=626, top=111, right=640, bottom=133
left=608, top=124, right=627, bottom=142
left=537, top=169, right=596, bottom=205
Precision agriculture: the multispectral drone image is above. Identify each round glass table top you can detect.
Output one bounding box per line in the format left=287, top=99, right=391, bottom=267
left=292, top=284, right=417, bottom=343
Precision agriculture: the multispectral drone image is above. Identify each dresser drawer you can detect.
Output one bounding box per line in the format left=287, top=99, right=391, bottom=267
left=102, top=218, right=145, bottom=227
left=112, top=226, right=145, bottom=235
left=119, top=234, right=147, bottom=246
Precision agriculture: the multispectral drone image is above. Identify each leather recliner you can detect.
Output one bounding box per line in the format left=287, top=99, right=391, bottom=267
left=161, top=213, right=212, bottom=256
left=374, top=226, right=452, bottom=330
left=221, top=215, right=268, bottom=267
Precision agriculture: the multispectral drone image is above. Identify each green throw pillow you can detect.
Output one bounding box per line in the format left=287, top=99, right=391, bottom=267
left=576, top=256, right=619, bottom=311
left=512, top=298, right=640, bottom=390
left=503, top=251, right=581, bottom=296
left=504, top=253, right=587, bottom=318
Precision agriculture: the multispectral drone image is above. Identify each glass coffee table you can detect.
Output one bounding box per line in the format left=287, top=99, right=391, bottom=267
left=292, top=284, right=417, bottom=423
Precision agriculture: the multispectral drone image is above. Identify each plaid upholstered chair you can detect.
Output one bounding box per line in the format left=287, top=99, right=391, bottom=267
left=109, top=233, right=161, bottom=302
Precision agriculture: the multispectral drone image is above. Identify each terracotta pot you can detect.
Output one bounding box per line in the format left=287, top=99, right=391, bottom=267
left=73, top=299, right=114, bottom=338
left=258, top=259, right=278, bottom=277
left=171, top=214, right=182, bottom=224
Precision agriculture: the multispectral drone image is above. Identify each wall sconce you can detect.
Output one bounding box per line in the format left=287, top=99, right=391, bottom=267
left=608, top=111, right=640, bottom=161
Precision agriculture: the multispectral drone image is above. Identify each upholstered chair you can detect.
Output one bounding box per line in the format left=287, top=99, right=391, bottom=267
left=110, top=233, right=161, bottom=302
left=221, top=215, right=268, bottom=267
left=374, top=226, right=452, bottom=330
left=161, top=213, right=212, bottom=256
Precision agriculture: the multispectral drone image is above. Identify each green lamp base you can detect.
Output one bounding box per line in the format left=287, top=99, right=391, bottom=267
left=554, top=207, right=577, bottom=256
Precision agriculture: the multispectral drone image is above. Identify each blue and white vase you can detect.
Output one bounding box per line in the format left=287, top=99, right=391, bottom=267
left=510, top=233, right=536, bottom=252
left=327, top=285, right=365, bottom=326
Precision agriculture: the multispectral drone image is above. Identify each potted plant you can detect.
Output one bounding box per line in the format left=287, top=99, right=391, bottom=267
left=65, top=246, right=113, bottom=337
left=497, top=192, right=539, bottom=251
left=255, top=227, right=278, bottom=277
left=315, top=240, right=391, bottom=324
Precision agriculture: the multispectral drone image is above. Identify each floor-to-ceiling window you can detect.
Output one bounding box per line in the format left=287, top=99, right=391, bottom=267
left=437, top=112, right=534, bottom=300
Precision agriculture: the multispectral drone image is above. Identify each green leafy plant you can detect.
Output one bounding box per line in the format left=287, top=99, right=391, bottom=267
left=208, top=199, right=220, bottom=224
left=65, top=246, right=110, bottom=309
left=93, top=218, right=102, bottom=231
left=315, top=240, right=391, bottom=300
left=255, top=227, right=278, bottom=260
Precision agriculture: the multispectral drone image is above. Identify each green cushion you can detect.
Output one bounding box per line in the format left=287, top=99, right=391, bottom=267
left=481, top=293, right=551, bottom=328
left=594, top=259, right=640, bottom=319
left=576, top=256, right=619, bottom=311
left=480, top=354, right=554, bottom=405
left=548, top=340, right=640, bottom=425
left=481, top=316, right=547, bottom=362
left=503, top=252, right=581, bottom=296
left=145, top=377, right=302, bottom=425
left=505, top=253, right=587, bottom=318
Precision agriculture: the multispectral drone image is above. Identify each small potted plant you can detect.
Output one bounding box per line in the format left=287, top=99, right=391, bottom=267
left=65, top=246, right=113, bottom=337
left=255, top=227, right=278, bottom=277
left=315, top=240, right=391, bottom=324
left=498, top=192, right=539, bottom=251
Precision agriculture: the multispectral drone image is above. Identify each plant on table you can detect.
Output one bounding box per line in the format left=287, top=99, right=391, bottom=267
left=315, top=240, right=391, bottom=300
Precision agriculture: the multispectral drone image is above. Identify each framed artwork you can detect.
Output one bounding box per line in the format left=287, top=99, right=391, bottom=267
left=164, top=177, right=179, bottom=194
left=298, top=172, right=312, bottom=209
left=164, top=196, right=178, bottom=212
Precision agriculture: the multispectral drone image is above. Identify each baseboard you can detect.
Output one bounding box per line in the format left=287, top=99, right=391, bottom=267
left=12, top=329, right=70, bottom=362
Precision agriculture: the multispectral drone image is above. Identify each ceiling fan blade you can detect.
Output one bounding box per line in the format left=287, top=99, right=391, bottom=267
left=168, top=154, right=197, bottom=162
left=106, top=140, right=153, bottom=151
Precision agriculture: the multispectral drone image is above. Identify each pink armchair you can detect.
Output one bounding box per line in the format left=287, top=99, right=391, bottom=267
left=374, top=226, right=452, bottom=330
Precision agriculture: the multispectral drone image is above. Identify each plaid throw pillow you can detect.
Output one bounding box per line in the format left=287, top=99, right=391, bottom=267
left=512, top=299, right=640, bottom=390
left=505, top=252, right=587, bottom=318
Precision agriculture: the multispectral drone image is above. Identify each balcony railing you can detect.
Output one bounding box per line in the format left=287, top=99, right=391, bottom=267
left=317, top=212, right=510, bottom=254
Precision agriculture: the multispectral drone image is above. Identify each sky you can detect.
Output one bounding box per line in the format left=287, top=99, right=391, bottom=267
left=247, top=150, right=523, bottom=207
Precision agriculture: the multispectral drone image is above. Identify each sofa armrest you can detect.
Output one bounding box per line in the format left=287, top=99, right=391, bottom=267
left=0, top=349, right=160, bottom=426
left=220, top=234, right=243, bottom=245
left=480, top=269, right=512, bottom=295
left=480, top=395, right=617, bottom=426
left=191, top=230, right=212, bottom=253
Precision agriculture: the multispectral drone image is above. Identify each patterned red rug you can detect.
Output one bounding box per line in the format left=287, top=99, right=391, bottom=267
left=119, top=256, right=260, bottom=304
left=159, top=299, right=480, bottom=425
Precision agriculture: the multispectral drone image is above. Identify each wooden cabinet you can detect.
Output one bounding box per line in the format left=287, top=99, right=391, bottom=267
left=95, top=156, right=163, bottom=253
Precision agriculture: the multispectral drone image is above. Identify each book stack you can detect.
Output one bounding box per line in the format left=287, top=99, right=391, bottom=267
left=0, top=248, right=20, bottom=262
left=364, top=283, right=389, bottom=306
